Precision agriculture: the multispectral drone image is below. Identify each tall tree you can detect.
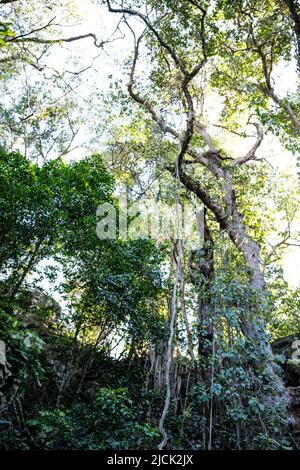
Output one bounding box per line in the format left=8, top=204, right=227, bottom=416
left=105, top=0, right=292, bottom=446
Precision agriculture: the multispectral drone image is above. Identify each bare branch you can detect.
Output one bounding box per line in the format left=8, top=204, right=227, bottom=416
left=166, top=164, right=228, bottom=228
left=6, top=32, right=104, bottom=47
left=210, top=123, right=254, bottom=138
left=231, top=123, right=264, bottom=167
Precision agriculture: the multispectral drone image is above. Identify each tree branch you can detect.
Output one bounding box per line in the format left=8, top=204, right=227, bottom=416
left=6, top=32, right=104, bottom=47
left=231, top=123, right=264, bottom=167
left=125, top=30, right=222, bottom=180
left=281, top=0, right=300, bottom=70
left=107, top=0, right=187, bottom=74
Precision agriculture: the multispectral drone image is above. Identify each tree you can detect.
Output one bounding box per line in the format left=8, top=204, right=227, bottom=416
left=209, top=1, right=300, bottom=153
left=105, top=0, right=293, bottom=447
left=0, top=147, right=165, bottom=433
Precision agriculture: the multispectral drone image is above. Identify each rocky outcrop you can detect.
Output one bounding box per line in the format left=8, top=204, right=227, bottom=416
left=272, top=333, right=300, bottom=448
left=288, top=386, right=300, bottom=436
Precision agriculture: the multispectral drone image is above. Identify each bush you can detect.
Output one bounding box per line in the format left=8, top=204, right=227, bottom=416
left=26, top=388, right=160, bottom=450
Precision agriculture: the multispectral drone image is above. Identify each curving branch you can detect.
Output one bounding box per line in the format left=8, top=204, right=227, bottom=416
left=231, top=123, right=264, bottom=167
left=170, top=166, right=228, bottom=228
left=6, top=32, right=104, bottom=47
left=125, top=27, right=223, bottom=181
left=249, top=25, right=300, bottom=133
left=106, top=0, right=289, bottom=414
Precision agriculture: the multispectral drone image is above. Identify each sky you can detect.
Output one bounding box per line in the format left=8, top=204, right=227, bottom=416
left=19, top=0, right=300, bottom=289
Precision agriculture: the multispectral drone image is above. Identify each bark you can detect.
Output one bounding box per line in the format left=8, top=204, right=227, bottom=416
left=158, top=244, right=181, bottom=450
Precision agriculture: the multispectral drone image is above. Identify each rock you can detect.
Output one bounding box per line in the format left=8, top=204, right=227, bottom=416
left=272, top=333, right=300, bottom=387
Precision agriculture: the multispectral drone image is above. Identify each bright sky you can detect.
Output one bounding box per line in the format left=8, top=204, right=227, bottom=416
left=26, top=0, right=300, bottom=289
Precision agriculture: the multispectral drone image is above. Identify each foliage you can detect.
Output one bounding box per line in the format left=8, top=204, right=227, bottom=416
left=23, top=388, right=160, bottom=450
left=0, top=0, right=300, bottom=453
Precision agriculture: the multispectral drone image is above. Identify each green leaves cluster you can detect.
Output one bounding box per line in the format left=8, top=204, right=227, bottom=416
left=23, top=388, right=160, bottom=450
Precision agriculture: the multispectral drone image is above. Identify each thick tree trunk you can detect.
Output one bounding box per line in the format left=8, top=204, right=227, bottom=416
left=189, top=209, right=215, bottom=357
left=228, top=207, right=265, bottom=291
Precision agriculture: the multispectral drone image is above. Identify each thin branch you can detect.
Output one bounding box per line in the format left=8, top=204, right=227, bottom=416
left=107, top=0, right=187, bottom=74
left=10, top=16, right=57, bottom=40
left=158, top=242, right=181, bottom=450
left=6, top=32, right=104, bottom=47
left=210, top=123, right=254, bottom=138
